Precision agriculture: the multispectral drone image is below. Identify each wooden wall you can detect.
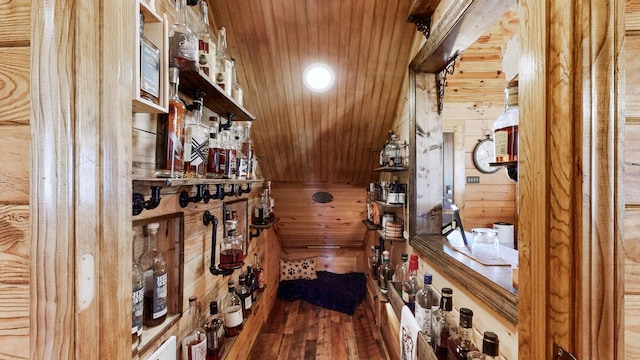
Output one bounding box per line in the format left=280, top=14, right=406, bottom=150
left=0, top=0, right=30, bottom=358
left=625, top=0, right=640, bottom=355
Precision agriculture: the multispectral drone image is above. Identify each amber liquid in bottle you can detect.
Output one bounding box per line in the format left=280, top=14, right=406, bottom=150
left=155, top=64, right=185, bottom=178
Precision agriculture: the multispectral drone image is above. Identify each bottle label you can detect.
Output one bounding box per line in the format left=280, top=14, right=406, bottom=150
left=207, top=330, right=219, bottom=350
left=415, top=304, right=432, bottom=340
left=182, top=335, right=206, bottom=360
left=153, top=272, right=168, bottom=319
left=141, top=39, right=160, bottom=98
left=132, top=286, right=144, bottom=333
left=224, top=305, right=243, bottom=327
left=187, top=131, right=209, bottom=167
left=244, top=296, right=252, bottom=310
left=170, top=32, right=197, bottom=62
left=256, top=270, right=265, bottom=289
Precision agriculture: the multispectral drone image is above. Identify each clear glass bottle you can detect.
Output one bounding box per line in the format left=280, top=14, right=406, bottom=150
left=394, top=253, right=409, bottom=294
left=132, top=236, right=144, bottom=348
left=183, top=94, right=209, bottom=178
left=384, top=131, right=404, bottom=167
left=206, top=117, right=221, bottom=178
left=234, top=124, right=247, bottom=179
left=139, top=222, right=168, bottom=327
left=241, top=123, right=254, bottom=179
left=182, top=296, right=207, bottom=360
left=253, top=253, right=265, bottom=292
left=466, top=332, right=499, bottom=360
left=368, top=245, right=379, bottom=281
left=139, top=13, right=161, bottom=105
left=235, top=275, right=252, bottom=317
left=169, top=0, right=198, bottom=69
left=402, top=254, right=421, bottom=310
left=205, top=301, right=225, bottom=360
left=215, top=27, right=232, bottom=94
left=197, top=0, right=216, bottom=81
left=220, top=228, right=244, bottom=269
left=433, top=288, right=457, bottom=360
left=222, top=128, right=237, bottom=179
left=231, top=58, right=243, bottom=105
left=223, top=281, right=244, bottom=337
left=415, top=273, right=439, bottom=345
left=447, top=308, right=478, bottom=360
left=492, top=80, right=519, bottom=163
left=155, top=61, right=185, bottom=178
left=377, top=250, right=394, bottom=294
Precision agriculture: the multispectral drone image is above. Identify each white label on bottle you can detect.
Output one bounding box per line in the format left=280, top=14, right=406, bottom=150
left=188, top=131, right=209, bottom=167
left=170, top=32, right=197, bottom=62
left=244, top=296, right=252, bottom=310
left=153, top=272, right=168, bottom=319
left=415, top=304, right=432, bottom=341
left=494, top=130, right=509, bottom=160
left=224, top=305, right=243, bottom=328
left=132, top=286, right=144, bottom=333
left=182, top=335, right=207, bottom=360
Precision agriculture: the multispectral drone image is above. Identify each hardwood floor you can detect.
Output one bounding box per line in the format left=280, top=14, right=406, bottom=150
left=248, top=297, right=390, bottom=360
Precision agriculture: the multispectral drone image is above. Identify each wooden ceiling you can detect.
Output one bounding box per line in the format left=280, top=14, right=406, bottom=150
left=209, top=0, right=418, bottom=184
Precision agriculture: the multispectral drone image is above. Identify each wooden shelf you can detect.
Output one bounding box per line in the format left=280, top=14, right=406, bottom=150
left=377, top=229, right=407, bottom=242
left=249, top=218, right=279, bottom=239
left=132, top=177, right=264, bottom=188
left=373, top=166, right=408, bottom=172
left=179, top=69, right=255, bottom=122
left=362, top=219, right=380, bottom=231
left=375, top=200, right=405, bottom=208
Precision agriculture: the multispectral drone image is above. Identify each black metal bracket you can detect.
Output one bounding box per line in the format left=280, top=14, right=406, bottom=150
left=237, top=183, right=252, bottom=195
left=218, top=113, right=235, bottom=132
left=249, top=228, right=262, bottom=240
left=215, top=183, right=236, bottom=201
left=203, top=211, right=235, bottom=276
left=436, top=56, right=458, bottom=115
left=132, top=186, right=162, bottom=216
left=179, top=184, right=206, bottom=208
left=202, top=185, right=220, bottom=203
left=408, top=15, right=431, bottom=39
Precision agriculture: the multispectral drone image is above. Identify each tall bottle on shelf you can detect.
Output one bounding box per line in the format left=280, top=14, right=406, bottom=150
left=169, top=0, right=198, bottom=69
left=215, top=27, right=233, bottom=94
left=253, top=253, right=265, bottom=292
left=139, top=222, right=168, bottom=327
left=415, top=273, right=439, bottom=346
left=132, top=235, right=144, bottom=348
left=223, top=281, right=244, bottom=337
left=377, top=250, right=394, bottom=294
left=155, top=60, right=185, bottom=178
left=207, top=117, right=221, bottom=178
left=183, top=92, right=209, bottom=178
left=368, top=245, right=379, bottom=281
left=205, top=301, right=225, bottom=360
left=231, top=58, right=243, bottom=105
left=447, top=308, right=477, bottom=360
left=241, top=122, right=254, bottom=179
left=402, top=254, right=421, bottom=311
left=182, top=297, right=207, bottom=360
left=235, top=274, right=252, bottom=317
left=245, top=266, right=258, bottom=302
left=394, top=253, right=409, bottom=295
left=467, top=332, right=500, bottom=360
left=197, top=0, right=216, bottom=81
left=433, top=287, right=457, bottom=360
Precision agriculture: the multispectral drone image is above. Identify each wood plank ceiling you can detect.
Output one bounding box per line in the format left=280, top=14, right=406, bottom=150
left=209, top=0, right=418, bottom=184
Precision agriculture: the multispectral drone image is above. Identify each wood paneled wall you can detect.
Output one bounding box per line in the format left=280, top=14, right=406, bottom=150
left=625, top=0, right=640, bottom=355
left=0, top=0, right=30, bottom=358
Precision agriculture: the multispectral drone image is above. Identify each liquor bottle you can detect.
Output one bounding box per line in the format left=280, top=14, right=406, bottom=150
left=139, top=222, right=168, bottom=327
left=182, top=296, right=207, bottom=360
left=235, top=275, right=252, bottom=317
left=231, top=58, right=243, bottom=105
left=205, top=301, right=225, bottom=360
left=241, top=123, right=254, bottom=179
left=492, top=80, right=519, bottom=163
left=415, top=273, right=439, bottom=345
left=447, top=308, right=477, bottom=360
left=377, top=250, right=394, bottom=294
left=466, top=332, right=499, bottom=360
left=234, top=124, right=247, bottom=179
left=169, top=0, right=198, bottom=69
left=402, top=254, right=421, bottom=311
left=139, top=13, right=161, bottom=105
left=155, top=60, right=185, bottom=178
left=394, top=253, right=409, bottom=294
left=220, top=228, right=244, bottom=268
left=183, top=93, right=209, bottom=178
left=132, top=238, right=144, bottom=348
left=245, top=266, right=258, bottom=302
left=433, top=288, right=457, bottom=360
left=215, top=28, right=232, bottom=94
left=222, top=128, right=237, bottom=179
left=253, top=253, right=265, bottom=292
left=197, top=0, right=216, bottom=80
left=368, top=245, right=379, bottom=281
left=206, top=117, right=221, bottom=178
left=223, top=281, right=244, bottom=337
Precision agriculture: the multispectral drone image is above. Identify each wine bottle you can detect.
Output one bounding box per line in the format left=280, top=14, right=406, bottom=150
left=139, top=222, right=168, bottom=327
left=182, top=296, right=207, bottom=360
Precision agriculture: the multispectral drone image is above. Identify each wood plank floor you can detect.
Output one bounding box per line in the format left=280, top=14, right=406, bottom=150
left=248, top=297, right=390, bottom=360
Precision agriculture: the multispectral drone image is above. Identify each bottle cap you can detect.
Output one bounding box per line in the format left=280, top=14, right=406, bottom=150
left=423, top=273, right=433, bottom=285
left=189, top=296, right=197, bottom=303
left=482, top=331, right=499, bottom=356
left=401, top=253, right=408, bottom=261
left=210, top=301, right=218, bottom=315
left=459, top=308, right=474, bottom=328
left=147, top=222, right=160, bottom=231
left=441, top=287, right=453, bottom=295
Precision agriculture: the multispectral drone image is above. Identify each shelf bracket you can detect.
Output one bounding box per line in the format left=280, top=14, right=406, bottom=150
left=219, top=113, right=235, bottom=132
left=237, top=183, right=252, bottom=195
left=249, top=227, right=262, bottom=240
left=436, top=56, right=458, bottom=115
left=179, top=184, right=206, bottom=208
left=408, top=15, right=431, bottom=39
left=132, top=186, right=162, bottom=216
left=203, top=211, right=235, bottom=276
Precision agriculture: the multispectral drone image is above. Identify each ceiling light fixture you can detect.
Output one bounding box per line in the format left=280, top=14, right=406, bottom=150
left=303, top=63, right=335, bottom=92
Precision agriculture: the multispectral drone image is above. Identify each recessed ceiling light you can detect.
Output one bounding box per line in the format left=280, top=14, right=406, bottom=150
left=303, top=63, right=335, bottom=92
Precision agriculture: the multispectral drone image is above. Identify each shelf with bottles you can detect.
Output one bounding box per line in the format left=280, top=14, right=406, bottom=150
left=132, top=176, right=264, bottom=188
left=249, top=218, right=279, bottom=240
left=373, top=166, right=408, bottom=172
left=133, top=0, right=168, bottom=113
left=375, top=200, right=405, bottom=208
left=131, top=215, right=185, bottom=355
